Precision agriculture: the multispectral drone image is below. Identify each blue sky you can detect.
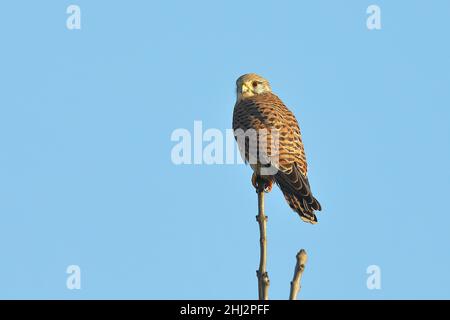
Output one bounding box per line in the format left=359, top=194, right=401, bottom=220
left=0, top=1, right=449, bottom=299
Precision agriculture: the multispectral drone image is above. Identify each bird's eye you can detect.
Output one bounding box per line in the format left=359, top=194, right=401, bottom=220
left=252, top=81, right=259, bottom=88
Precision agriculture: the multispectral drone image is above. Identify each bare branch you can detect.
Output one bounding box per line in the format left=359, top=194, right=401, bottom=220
left=256, top=178, right=269, bottom=300
left=289, top=249, right=308, bottom=300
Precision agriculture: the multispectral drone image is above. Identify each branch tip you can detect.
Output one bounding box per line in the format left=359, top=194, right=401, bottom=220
left=289, top=249, right=308, bottom=300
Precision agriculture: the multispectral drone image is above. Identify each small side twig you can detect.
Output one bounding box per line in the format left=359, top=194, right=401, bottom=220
left=289, top=249, right=308, bottom=300
left=256, top=177, right=269, bottom=300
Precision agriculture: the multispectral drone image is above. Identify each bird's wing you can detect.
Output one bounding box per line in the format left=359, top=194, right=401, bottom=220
left=233, top=92, right=307, bottom=172
left=233, top=92, right=321, bottom=223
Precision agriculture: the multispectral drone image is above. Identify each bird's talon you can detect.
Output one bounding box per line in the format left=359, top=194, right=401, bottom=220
left=263, top=181, right=273, bottom=193
left=252, top=173, right=273, bottom=193
left=251, top=173, right=259, bottom=190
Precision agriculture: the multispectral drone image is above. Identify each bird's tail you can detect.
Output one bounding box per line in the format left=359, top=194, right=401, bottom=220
left=274, top=164, right=322, bottom=224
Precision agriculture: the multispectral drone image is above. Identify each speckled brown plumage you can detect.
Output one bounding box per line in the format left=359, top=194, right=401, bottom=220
left=233, top=88, right=321, bottom=224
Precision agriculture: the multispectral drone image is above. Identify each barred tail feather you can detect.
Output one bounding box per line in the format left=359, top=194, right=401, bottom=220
left=274, top=164, right=322, bottom=224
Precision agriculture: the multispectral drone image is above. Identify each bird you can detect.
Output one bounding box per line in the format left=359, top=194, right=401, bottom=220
left=233, top=73, right=322, bottom=224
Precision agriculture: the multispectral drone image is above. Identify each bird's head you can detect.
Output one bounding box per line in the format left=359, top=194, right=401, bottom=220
left=236, top=73, right=272, bottom=101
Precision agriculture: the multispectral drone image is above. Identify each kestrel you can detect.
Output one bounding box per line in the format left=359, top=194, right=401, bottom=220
left=233, top=73, right=322, bottom=224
